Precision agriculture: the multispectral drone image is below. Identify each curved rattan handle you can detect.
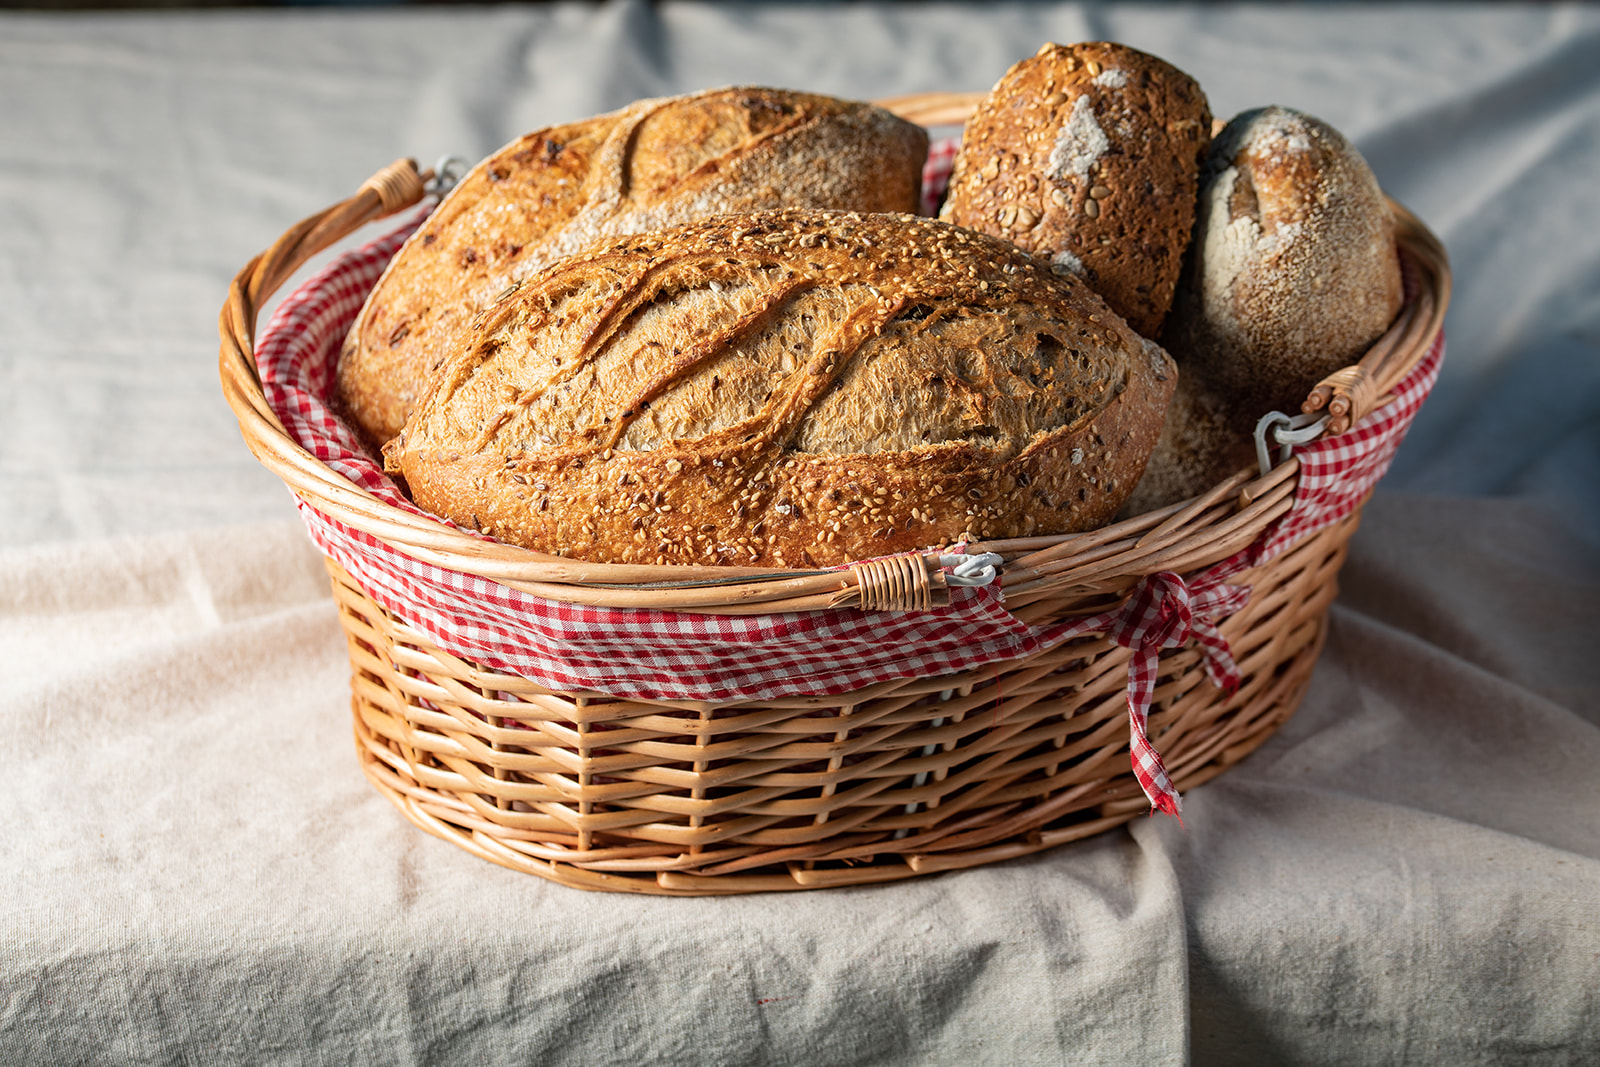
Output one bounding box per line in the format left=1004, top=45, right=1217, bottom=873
left=219, top=158, right=428, bottom=475
left=877, top=90, right=983, bottom=127
left=226, top=158, right=426, bottom=345
left=358, top=158, right=428, bottom=216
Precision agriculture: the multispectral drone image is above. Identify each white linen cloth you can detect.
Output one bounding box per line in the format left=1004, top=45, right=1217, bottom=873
left=2, top=4, right=1597, bottom=1063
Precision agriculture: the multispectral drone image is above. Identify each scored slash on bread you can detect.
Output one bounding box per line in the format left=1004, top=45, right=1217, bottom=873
left=336, top=87, right=929, bottom=449
left=383, top=210, right=1177, bottom=569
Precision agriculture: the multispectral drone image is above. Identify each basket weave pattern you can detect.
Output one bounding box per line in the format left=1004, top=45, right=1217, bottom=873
left=218, top=92, right=1450, bottom=894
left=332, top=512, right=1350, bottom=894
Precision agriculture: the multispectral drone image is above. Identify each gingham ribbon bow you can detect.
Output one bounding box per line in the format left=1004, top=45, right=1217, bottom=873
left=1055, top=562, right=1252, bottom=818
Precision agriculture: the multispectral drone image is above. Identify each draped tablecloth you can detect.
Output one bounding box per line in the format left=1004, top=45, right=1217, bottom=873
left=2, top=4, right=1597, bottom=1063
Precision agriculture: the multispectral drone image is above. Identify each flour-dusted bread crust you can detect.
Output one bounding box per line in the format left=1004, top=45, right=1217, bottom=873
left=336, top=88, right=929, bottom=448
left=1128, top=107, right=1405, bottom=509
left=1164, top=106, right=1403, bottom=420
left=384, top=210, right=1177, bottom=568
left=940, top=41, right=1211, bottom=339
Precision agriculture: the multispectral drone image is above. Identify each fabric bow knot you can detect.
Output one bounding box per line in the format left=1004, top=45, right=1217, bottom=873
left=1055, top=562, right=1253, bottom=819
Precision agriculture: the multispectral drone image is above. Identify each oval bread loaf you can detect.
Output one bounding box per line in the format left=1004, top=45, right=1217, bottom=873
left=383, top=210, right=1178, bottom=569
left=336, top=87, right=929, bottom=448
left=1129, top=106, right=1405, bottom=510
left=1163, top=105, right=1403, bottom=419
left=940, top=41, right=1212, bottom=339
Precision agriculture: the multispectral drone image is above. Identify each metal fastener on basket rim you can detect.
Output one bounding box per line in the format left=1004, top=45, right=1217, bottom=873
left=426, top=154, right=471, bottom=198
left=1255, top=410, right=1331, bottom=475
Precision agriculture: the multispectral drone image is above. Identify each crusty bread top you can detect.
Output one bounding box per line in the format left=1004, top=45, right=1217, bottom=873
left=1165, top=106, right=1402, bottom=418
left=941, top=41, right=1211, bottom=339
left=384, top=209, right=1176, bottom=568
left=336, top=87, right=929, bottom=448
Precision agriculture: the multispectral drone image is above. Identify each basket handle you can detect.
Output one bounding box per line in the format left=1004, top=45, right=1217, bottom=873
left=876, top=90, right=982, bottom=127
left=1302, top=364, right=1384, bottom=434
left=1300, top=202, right=1448, bottom=434
left=244, top=158, right=427, bottom=329
left=357, top=158, right=429, bottom=218
left=219, top=157, right=429, bottom=414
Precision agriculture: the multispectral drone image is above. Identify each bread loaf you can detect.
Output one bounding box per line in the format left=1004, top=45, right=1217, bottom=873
left=940, top=41, right=1211, bottom=339
left=383, top=210, right=1177, bottom=568
left=337, top=87, right=929, bottom=448
left=1163, top=105, right=1403, bottom=419
left=1127, top=107, right=1404, bottom=510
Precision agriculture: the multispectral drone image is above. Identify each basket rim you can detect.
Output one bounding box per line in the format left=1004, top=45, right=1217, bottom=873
left=217, top=94, right=1451, bottom=613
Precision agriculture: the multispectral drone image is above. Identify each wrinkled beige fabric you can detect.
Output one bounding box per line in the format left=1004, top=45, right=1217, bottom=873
left=1, top=4, right=1597, bottom=1064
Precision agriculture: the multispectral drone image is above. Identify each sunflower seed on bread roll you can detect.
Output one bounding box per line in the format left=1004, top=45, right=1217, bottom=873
left=1164, top=105, right=1404, bottom=421
left=383, top=210, right=1177, bottom=569
left=336, top=87, right=929, bottom=449
left=940, top=41, right=1212, bottom=339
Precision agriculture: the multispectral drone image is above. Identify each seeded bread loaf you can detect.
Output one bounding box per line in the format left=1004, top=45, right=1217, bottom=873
left=336, top=87, right=929, bottom=448
left=383, top=210, right=1177, bottom=568
left=1128, top=106, right=1404, bottom=509
left=1163, top=105, right=1403, bottom=421
left=940, top=41, right=1211, bottom=339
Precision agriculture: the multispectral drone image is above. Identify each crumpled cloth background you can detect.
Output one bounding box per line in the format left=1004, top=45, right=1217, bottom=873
left=1, top=4, right=1597, bottom=1064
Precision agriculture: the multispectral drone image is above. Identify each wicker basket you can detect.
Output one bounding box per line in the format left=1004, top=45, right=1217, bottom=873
left=218, top=92, right=1450, bottom=895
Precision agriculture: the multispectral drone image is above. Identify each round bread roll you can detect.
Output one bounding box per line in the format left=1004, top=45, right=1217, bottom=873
left=337, top=87, right=929, bottom=448
left=383, top=210, right=1178, bottom=569
left=1163, top=105, right=1404, bottom=420
left=1127, top=107, right=1405, bottom=510
left=940, top=41, right=1212, bottom=339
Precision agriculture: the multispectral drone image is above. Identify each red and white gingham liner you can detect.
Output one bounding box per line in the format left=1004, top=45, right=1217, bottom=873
left=255, top=138, right=1441, bottom=814
left=1046, top=559, right=1253, bottom=817
left=920, top=136, right=959, bottom=217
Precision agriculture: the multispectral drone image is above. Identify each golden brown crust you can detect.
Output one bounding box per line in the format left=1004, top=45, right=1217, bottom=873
left=1163, top=106, right=1404, bottom=419
left=336, top=87, right=929, bottom=448
left=385, top=210, right=1177, bottom=568
left=940, top=41, right=1211, bottom=339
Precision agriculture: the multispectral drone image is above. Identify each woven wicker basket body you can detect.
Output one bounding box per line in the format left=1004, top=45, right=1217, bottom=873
left=219, top=92, right=1450, bottom=895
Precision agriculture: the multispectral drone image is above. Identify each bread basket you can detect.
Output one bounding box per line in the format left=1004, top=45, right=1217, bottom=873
left=218, top=91, right=1450, bottom=895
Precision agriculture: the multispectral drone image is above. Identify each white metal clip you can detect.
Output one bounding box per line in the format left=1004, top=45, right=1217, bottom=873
left=425, top=155, right=471, bottom=199
left=1254, top=410, right=1331, bottom=475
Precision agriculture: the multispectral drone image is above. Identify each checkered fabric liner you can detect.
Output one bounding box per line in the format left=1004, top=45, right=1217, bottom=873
left=920, top=136, right=959, bottom=217
left=1046, top=558, right=1254, bottom=816
left=255, top=136, right=1441, bottom=811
